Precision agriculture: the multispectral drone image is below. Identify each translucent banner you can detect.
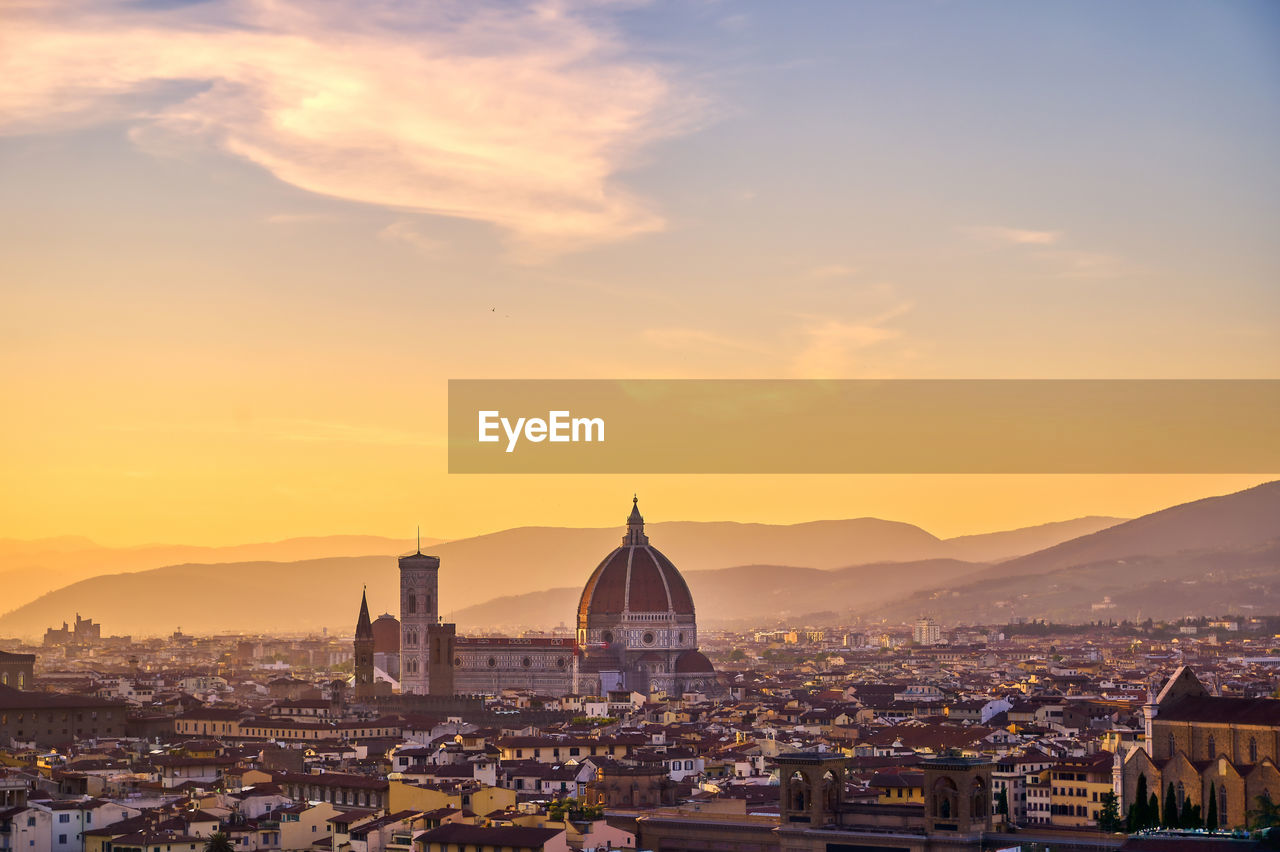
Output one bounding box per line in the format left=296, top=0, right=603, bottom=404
left=447, top=380, right=1280, bottom=473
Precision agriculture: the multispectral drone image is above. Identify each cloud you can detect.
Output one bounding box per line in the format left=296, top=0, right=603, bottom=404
left=807, top=264, right=857, bottom=280
left=963, top=226, right=1063, bottom=246
left=378, top=220, right=445, bottom=257
left=791, top=301, right=914, bottom=379
left=642, top=327, right=770, bottom=354
left=0, top=0, right=694, bottom=255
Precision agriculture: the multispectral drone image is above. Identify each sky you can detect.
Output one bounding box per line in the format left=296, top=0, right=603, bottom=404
left=1, top=0, right=1278, bottom=546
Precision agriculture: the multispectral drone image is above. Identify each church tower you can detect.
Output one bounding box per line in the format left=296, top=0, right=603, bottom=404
left=399, top=536, right=455, bottom=696
left=353, top=588, right=375, bottom=697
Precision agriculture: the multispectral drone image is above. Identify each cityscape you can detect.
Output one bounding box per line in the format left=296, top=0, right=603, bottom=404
left=2, top=487, right=1280, bottom=852
left=3, top=1, right=1278, bottom=852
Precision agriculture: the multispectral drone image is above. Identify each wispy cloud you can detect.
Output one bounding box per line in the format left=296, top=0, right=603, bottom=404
left=642, top=327, right=771, bottom=354
left=963, top=226, right=1063, bottom=245
left=807, top=264, right=858, bottom=280
left=378, top=220, right=445, bottom=257
left=790, top=301, right=914, bottom=378
left=1, top=0, right=695, bottom=255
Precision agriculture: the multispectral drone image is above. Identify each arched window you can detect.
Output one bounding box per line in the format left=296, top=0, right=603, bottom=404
left=1207, top=734, right=1216, bottom=758
left=1249, top=738, right=1258, bottom=763
left=1219, top=786, right=1227, bottom=826
left=1168, top=733, right=1176, bottom=756
left=406, top=595, right=416, bottom=614
left=1177, top=781, right=1185, bottom=809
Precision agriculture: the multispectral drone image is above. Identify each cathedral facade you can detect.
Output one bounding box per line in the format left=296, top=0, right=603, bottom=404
left=352, top=498, right=718, bottom=698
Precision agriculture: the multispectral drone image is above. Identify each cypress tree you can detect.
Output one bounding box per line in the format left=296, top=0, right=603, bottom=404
left=1127, top=803, right=1140, bottom=833
left=1149, top=792, right=1160, bottom=828
left=1207, top=783, right=1218, bottom=830
left=1165, top=783, right=1179, bottom=828
left=1135, top=775, right=1149, bottom=828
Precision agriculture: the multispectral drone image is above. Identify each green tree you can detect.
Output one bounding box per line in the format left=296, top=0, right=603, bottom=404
left=728, top=649, right=747, bottom=661
left=204, top=833, right=234, bottom=852
left=1133, top=775, right=1150, bottom=829
left=1207, top=783, right=1218, bottom=830
left=1165, top=783, right=1179, bottom=829
left=1249, top=793, right=1280, bottom=830
left=1126, top=803, right=1141, bottom=833
left=1097, top=791, right=1122, bottom=832
left=996, top=787, right=1009, bottom=818
left=1149, top=792, right=1160, bottom=828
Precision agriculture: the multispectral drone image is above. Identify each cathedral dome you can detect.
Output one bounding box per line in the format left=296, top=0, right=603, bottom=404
left=674, top=649, right=715, bottom=674
left=577, top=498, right=695, bottom=624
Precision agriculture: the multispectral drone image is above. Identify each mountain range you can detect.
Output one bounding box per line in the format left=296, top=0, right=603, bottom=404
left=0, top=480, right=1276, bottom=639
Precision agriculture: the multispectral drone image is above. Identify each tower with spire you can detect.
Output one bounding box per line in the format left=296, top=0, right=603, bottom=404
left=353, top=587, right=376, bottom=697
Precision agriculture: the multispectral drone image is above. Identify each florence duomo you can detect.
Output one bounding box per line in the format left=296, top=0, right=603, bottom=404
left=351, top=497, right=720, bottom=698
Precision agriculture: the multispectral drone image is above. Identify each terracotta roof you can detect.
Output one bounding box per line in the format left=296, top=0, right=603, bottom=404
left=1157, top=695, right=1280, bottom=726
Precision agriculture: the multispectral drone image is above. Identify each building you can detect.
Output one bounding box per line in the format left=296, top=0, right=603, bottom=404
left=398, top=548, right=456, bottom=696
left=353, top=589, right=380, bottom=698
left=42, top=615, right=101, bottom=647
left=364, top=497, right=717, bottom=699
left=572, top=498, right=719, bottom=697
left=913, top=617, right=941, bottom=646
left=0, top=651, right=34, bottom=690
left=1120, top=665, right=1280, bottom=830
left=371, top=613, right=400, bottom=680
left=0, top=686, right=127, bottom=748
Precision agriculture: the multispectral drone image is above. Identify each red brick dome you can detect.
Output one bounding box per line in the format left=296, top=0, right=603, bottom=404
left=372, top=614, right=400, bottom=653
left=577, top=499, right=695, bottom=623
left=674, top=649, right=715, bottom=673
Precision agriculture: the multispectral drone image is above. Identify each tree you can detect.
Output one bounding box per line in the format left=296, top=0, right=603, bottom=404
left=1149, top=792, right=1160, bottom=829
left=1127, top=803, right=1141, bottom=833
left=1207, top=783, right=1218, bottom=830
left=204, top=833, right=234, bottom=852
left=1098, top=791, right=1122, bottom=832
left=1135, top=775, right=1150, bottom=829
left=1249, top=793, right=1280, bottom=830
left=997, top=787, right=1009, bottom=819
left=1165, top=783, right=1179, bottom=829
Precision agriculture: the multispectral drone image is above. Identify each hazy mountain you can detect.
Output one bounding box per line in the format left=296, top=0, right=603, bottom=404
left=451, top=558, right=992, bottom=632
left=0, top=503, right=1168, bottom=640
left=974, top=480, right=1280, bottom=580
left=869, top=481, right=1280, bottom=623
left=942, top=516, right=1123, bottom=563
left=0, top=535, right=435, bottom=614
left=868, top=540, right=1280, bottom=625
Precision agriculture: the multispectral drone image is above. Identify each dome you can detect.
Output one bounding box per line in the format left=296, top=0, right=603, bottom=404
left=372, top=614, right=400, bottom=653
left=577, top=499, right=695, bottom=624
left=674, top=649, right=715, bottom=674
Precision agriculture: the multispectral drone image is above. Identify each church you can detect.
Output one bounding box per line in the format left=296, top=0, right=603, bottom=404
left=1119, top=665, right=1280, bottom=830
left=352, top=498, right=719, bottom=698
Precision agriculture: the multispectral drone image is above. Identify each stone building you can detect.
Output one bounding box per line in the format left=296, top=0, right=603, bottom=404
left=0, top=651, right=34, bottom=690
left=1120, top=665, right=1280, bottom=829
left=357, top=498, right=718, bottom=699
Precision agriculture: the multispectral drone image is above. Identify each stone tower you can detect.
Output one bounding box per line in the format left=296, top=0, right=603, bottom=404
left=399, top=542, right=455, bottom=695
left=353, top=588, right=375, bottom=697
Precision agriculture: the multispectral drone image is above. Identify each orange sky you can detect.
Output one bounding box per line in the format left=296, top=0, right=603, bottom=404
left=1, top=1, right=1277, bottom=547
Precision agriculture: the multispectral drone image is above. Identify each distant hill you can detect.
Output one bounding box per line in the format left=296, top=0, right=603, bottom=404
left=869, top=481, right=1280, bottom=623
left=451, top=558, right=991, bottom=632
left=0, top=535, right=436, bottom=614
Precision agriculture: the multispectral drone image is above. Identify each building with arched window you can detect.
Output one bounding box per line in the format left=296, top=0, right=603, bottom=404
left=1121, top=666, right=1280, bottom=830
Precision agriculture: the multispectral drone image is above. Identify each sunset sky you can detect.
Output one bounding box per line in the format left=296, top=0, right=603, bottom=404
left=2, top=0, right=1278, bottom=546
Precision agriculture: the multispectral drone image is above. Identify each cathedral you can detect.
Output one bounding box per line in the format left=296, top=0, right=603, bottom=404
left=352, top=498, right=719, bottom=698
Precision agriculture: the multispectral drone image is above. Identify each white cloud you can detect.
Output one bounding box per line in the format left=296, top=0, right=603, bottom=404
left=378, top=220, right=445, bottom=257
left=0, top=0, right=695, bottom=255
left=790, top=301, right=914, bottom=378
left=963, top=226, right=1063, bottom=246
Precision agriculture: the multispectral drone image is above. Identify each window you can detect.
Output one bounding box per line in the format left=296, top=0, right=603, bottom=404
left=1250, top=738, right=1258, bottom=763
left=1208, top=735, right=1217, bottom=758
left=60, top=815, right=71, bottom=824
